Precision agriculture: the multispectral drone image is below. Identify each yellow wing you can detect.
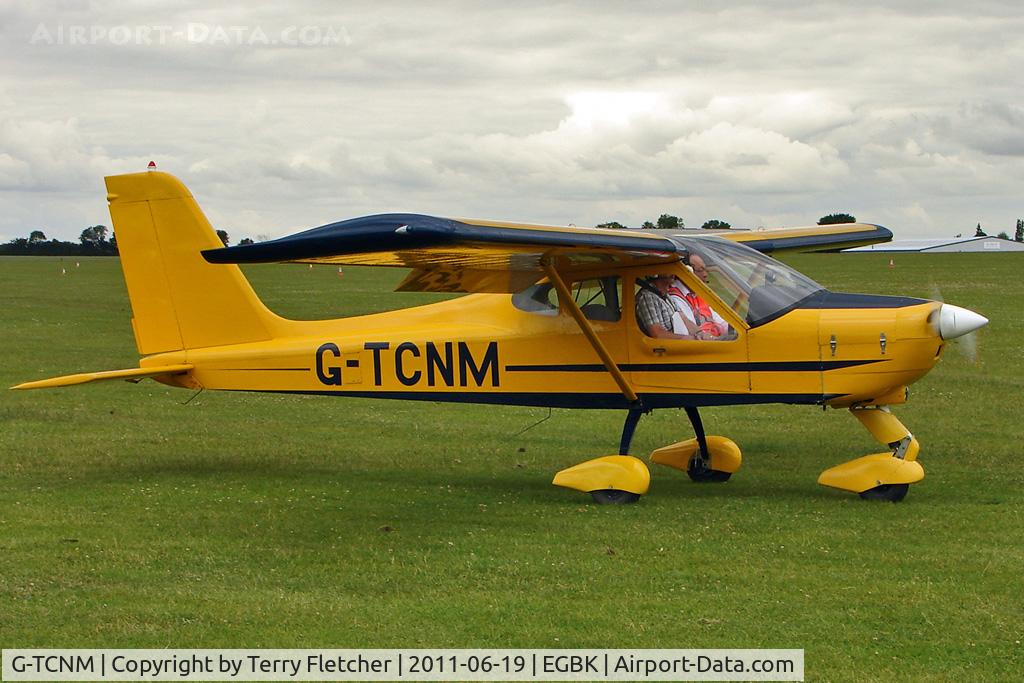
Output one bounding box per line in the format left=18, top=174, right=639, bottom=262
left=204, top=214, right=683, bottom=293
left=717, top=223, right=892, bottom=253
left=203, top=215, right=891, bottom=292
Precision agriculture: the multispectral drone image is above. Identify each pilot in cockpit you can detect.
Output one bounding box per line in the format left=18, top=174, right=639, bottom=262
left=635, top=273, right=692, bottom=340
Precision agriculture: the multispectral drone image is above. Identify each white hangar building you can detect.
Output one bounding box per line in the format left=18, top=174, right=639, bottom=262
left=845, top=236, right=1024, bottom=253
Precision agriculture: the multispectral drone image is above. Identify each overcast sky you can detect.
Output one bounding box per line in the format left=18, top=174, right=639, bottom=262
left=2, top=1, right=1022, bottom=243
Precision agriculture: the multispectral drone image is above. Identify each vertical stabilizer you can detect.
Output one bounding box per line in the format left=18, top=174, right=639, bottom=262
left=105, top=171, right=281, bottom=354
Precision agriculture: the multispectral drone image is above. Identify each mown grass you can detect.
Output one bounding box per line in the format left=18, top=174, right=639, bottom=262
left=1, top=253, right=1022, bottom=681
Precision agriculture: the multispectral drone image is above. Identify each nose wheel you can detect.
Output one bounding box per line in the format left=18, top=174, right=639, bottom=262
left=818, top=407, right=924, bottom=502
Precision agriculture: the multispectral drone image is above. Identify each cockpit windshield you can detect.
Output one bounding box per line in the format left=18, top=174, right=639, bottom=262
left=671, top=236, right=825, bottom=327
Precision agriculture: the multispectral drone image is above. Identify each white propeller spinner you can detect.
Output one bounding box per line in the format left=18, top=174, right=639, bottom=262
left=938, top=304, right=988, bottom=340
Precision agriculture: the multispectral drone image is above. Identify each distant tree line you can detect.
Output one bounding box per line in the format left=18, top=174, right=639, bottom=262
left=817, top=213, right=856, bottom=225
left=975, top=223, right=1020, bottom=240
left=1, top=226, right=234, bottom=255
left=594, top=212, right=864, bottom=230
left=595, top=214, right=732, bottom=230
left=0, top=226, right=118, bottom=256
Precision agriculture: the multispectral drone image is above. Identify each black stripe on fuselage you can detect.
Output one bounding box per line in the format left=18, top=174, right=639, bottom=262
left=220, top=367, right=311, bottom=372
left=233, top=389, right=842, bottom=409
left=505, top=359, right=886, bottom=373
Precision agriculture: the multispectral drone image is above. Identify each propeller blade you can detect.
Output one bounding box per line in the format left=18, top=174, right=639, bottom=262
left=958, top=330, right=980, bottom=364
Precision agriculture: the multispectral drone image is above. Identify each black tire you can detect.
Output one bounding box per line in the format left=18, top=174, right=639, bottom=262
left=687, top=457, right=732, bottom=483
left=859, top=483, right=910, bottom=502
left=590, top=489, right=641, bottom=505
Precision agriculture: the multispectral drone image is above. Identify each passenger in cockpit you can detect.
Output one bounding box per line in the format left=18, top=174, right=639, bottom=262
left=667, top=254, right=731, bottom=341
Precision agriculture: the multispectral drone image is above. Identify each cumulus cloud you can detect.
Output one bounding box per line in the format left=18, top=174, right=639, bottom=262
left=1, top=1, right=1023, bottom=240
left=0, top=117, right=127, bottom=191
left=944, top=103, right=1024, bottom=156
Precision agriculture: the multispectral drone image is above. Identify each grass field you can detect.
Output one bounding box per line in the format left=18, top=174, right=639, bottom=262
left=1, top=253, right=1022, bottom=681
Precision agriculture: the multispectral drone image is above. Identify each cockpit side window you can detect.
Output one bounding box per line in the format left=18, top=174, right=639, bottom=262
left=572, top=277, right=621, bottom=321
left=635, top=271, right=736, bottom=341
left=513, top=276, right=621, bottom=321
left=512, top=282, right=558, bottom=315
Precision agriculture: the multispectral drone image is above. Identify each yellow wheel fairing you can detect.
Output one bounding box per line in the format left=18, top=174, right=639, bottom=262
left=818, top=453, right=924, bottom=493
left=650, top=436, right=742, bottom=474
left=552, top=456, right=651, bottom=495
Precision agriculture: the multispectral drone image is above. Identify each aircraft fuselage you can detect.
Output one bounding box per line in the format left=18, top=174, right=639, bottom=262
left=149, top=272, right=942, bottom=412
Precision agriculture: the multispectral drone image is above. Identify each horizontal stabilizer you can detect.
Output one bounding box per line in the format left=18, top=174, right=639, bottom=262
left=11, top=364, right=193, bottom=391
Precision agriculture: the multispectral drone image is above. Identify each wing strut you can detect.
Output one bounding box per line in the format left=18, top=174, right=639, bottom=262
left=541, top=261, right=638, bottom=405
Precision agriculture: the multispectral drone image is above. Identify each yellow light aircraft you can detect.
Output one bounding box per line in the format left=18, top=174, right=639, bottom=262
left=14, top=170, right=988, bottom=504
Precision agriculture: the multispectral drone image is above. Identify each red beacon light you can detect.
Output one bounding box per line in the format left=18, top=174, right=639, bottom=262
left=147, top=161, right=157, bottom=170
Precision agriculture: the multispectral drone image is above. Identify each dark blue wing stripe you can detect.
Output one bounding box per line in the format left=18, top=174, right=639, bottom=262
left=202, top=214, right=678, bottom=264
left=741, top=224, right=892, bottom=253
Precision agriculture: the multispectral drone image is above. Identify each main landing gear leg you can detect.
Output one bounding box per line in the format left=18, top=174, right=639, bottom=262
left=649, top=406, right=742, bottom=482
left=619, top=406, right=644, bottom=455
left=818, top=406, right=923, bottom=502
left=552, top=404, right=651, bottom=505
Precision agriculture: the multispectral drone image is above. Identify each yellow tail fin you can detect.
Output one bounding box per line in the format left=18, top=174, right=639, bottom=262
left=106, top=171, right=282, bottom=354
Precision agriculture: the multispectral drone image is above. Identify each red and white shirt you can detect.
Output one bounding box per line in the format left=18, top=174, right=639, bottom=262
left=667, top=278, right=727, bottom=338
